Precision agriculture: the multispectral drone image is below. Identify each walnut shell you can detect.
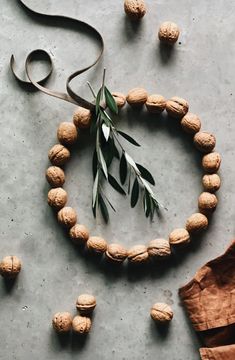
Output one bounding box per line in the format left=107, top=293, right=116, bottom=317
left=124, top=0, right=146, bottom=20
left=112, top=92, right=126, bottom=108
left=69, top=224, right=89, bottom=245
left=128, top=245, right=149, bottom=263
left=151, top=303, right=173, bottom=323
left=126, top=88, right=148, bottom=107
left=158, top=22, right=180, bottom=45
left=202, top=152, right=221, bottom=173
left=194, top=132, right=216, bottom=153
left=105, top=243, right=128, bottom=263
left=73, top=107, right=92, bottom=129
left=57, top=207, right=77, bottom=228
left=202, top=174, right=221, bottom=193
left=147, top=239, right=171, bottom=259
left=46, top=166, right=65, bottom=187
left=57, top=122, right=78, bottom=146
left=186, top=213, right=208, bottom=233
left=169, top=228, right=190, bottom=246
left=181, top=113, right=201, bottom=134
left=0, top=256, right=22, bottom=278
left=72, top=316, right=91, bottom=334
left=166, top=97, right=189, bottom=119
left=48, top=144, right=70, bottom=166
left=48, top=188, right=67, bottom=210
left=52, top=312, right=72, bottom=333
left=86, top=236, right=107, bottom=254
left=76, top=294, right=96, bottom=315
left=198, top=192, right=218, bottom=215
left=145, top=94, right=166, bottom=114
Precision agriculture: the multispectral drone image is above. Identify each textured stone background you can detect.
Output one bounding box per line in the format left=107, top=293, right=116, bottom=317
left=0, top=1, right=234, bottom=359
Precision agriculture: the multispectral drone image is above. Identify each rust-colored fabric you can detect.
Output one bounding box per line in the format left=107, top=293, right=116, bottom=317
left=179, top=240, right=235, bottom=360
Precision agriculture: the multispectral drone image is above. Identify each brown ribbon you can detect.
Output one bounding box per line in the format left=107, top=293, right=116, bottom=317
left=10, top=0, right=105, bottom=111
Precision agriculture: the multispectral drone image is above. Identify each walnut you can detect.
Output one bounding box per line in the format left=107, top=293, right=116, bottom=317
left=202, top=152, right=221, bottom=173
left=57, top=122, right=78, bottom=146
left=46, top=166, right=65, bottom=187
left=86, top=236, right=107, bottom=254
left=198, top=192, right=218, bottom=215
left=105, top=243, right=128, bottom=263
left=166, top=97, right=189, bottom=119
left=158, top=22, right=180, bottom=45
left=186, top=213, right=208, bottom=233
left=72, top=316, right=91, bottom=334
left=194, top=132, right=216, bottom=153
left=128, top=245, right=149, bottom=263
left=57, top=207, right=77, bottom=228
left=147, top=239, right=171, bottom=259
left=76, top=294, right=96, bottom=315
left=145, top=94, right=166, bottom=114
left=181, top=113, right=201, bottom=134
left=202, top=174, right=221, bottom=193
left=73, top=107, right=92, bottom=129
left=126, top=88, right=148, bottom=107
left=48, top=188, right=67, bottom=210
left=0, top=256, right=21, bottom=278
left=124, top=0, right=146, bottom=20
left=112, top=92, right=126, bottom=108
left=52, top=312, right=72, bottom=333
left=48, top=144, right=70, bottom=166
left=169, top=228, right=190, bottom=246
left=150, top=303, right=173, bottom=323
left=69, top=224, right=89, bottom=245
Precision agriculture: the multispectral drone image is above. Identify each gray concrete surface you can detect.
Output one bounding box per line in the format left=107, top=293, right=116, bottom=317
left=0, top=0, right=235, bottom=359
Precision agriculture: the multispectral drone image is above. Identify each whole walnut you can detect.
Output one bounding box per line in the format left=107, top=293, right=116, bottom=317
left=57, top=122, right=78, bottom=146
left=166, top=97, right=189, bottom=119
left=158, top=22, right=180, bottom=45
left=0, top=256, right=21, bottom=278
left=186, top=213, right=208, bottom=233
left=198, top=192, right=218, bottom=215
left=72, top=315, right=91, bottom=334
left=57, top=207, right=77, bottom=228
left=124, top=0, right=146, bottom=20
left=145, top=94, right=166, bottom=114
left=86, top=236, right=107, bottom=254
left=169, top=228, right=190, bottom=246
left=48, top=188, right=67, bottom=210
left=147, top=239, right=171, bottom=259
left=69, top=224, right=89, bottom=245
left=181, top=113, right=201, bottom=134
left=112, top=92, right=126, bottom=108
left=46, top=166, right=65, bottom=187
left=105, top=243, right=128, bottom=263
left=194, top=132, right=216, bottom=153
left=73, top=107, right=92, bottom=129
left=202, top=174, right=221, bottom=192
left=202, top=152, right=221, bottom=173
left=76, top=294, right=96, bottom=315
left=48, top=144, right=70, bottom=166
left=128, top=245, right=149, bottom=264
left=151, top=303, right=173, bottom=323
left=126, top=88, right=148, bottom=107
left=52, top=312, right=72, bottom=333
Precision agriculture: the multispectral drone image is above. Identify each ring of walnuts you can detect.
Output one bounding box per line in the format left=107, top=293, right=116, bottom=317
left=45, top=88, right=221, bottom=266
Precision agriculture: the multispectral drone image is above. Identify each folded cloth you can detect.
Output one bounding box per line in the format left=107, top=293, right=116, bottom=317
left=179, top=240, right=235, bottom=360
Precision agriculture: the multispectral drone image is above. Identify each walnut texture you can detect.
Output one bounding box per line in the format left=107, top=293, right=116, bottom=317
left=69, top=224, right=89, bottom=245
left=72, top=316, right=91, bottom=334
left=57, top=207, right=77, bottom=228
left=86, top=236, right=107, bottom=254
left=202, top=174, right=221, bottom=192
left=46, top=166, right=65, bottom=188
left=151, top=303, right=173, bottom=323
left=76, top=294, right=96, bottom=315
left=145, top=94, right=166, bottom=114
left=198, top=192, right=218, bottom=215
left=0, top=256, right=21, bottom=278
left=73, top=107, right=92, bottom=129
left=48, top=188, right=67, bottom=210
left=126, top=88, right=148, bottom=107
left=158, top=22, right=180, bottom=45
left=48, top=144, right=70, bottom=166
left=194, top=132, right=216, bottom=153
left=105, top=243, right=128, bottom=263
left=128, top=245, right=149, bottom=263
left=124, top=0, right=146, bottom=20
left=169, top=228, right=190, bottom=246
left=57, top=122, right=78, bottom=146
left=112, top=92, right=126, bottom=108
left=147, top=239, right=171, bottom=259
left=186, top=213, right=208, bottom=233
left=166, top=97, right=189, bottom=119
left=52, top=312, right=72, bottom=333
left=181, top=113, right=201, bottom=134
left=202, top=152, right=221, bottom=173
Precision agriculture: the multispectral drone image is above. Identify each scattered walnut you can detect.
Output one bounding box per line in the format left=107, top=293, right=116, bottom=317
left=202, top=174, right=221, bottom=193
left=124, top=0, right=146, bottom=20
left=86, top=236, right=107, bottom=254
left=147, top=239, right=171, bottom=259
left=202, top=152, right=221, bottom=173
left=48, top=144, right=70, bottom=166
left=128, top=245, right=149, bottom=263
left=57, top=122, right=78, bottom=146
left=105, top=243, right=128, bottom=263
left=112, top=92, right=126, bottom=108
left=151, top=303, right=173, bottom=323
left=169, top=228, right=190, bottom=246
left=57, top=207, right=77, bottom=228
left=186, top=213, right=208, bottom=233
left=48, top=188, right=67, bottom=210
left=52, top=312, right=72, bottom=333
left=194, top=132, right=216, bottom=153
left=181, top=113, right=201, bottom=134
left=166, top=97, right=189, bottom=119
left=72, top=315, right=91, bottom=334
left=126, top=88, right=148, bottom=107
left=198, top=192, right=218, bottom=215
left=145, top=94, right=166, bottom=114
left=69, top=224, right=89, bottom=245
left=73, top=107, right=92, bottom=129
left=0, top=256, right=21, bottom=278
left=76, top=294, right=96, bottom=315
left=46, top=166, right=65, bottom=187
left=158, top=22, right=180, bottom=45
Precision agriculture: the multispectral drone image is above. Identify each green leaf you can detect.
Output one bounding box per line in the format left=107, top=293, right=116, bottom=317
left=102, top=123, right=110, bottom=141
left=145, top=190, right=151, bottom=218
left=105, top=86, right=118, bottom=114
left=109, top=137, right=120, bottom=159
left=96, top=88, right=102, bottom=115
left=108, top=174, right=126, bottom=195
left=99, top=194, right=109, bottom=223
left=136, top=164, right=155, bottom=185
left=98, top=147, right=108, bottom=178
left=92, top=172, right=99, bottom=207
left=141, top=178, right=154, bottom=197
left=125, top=153, right=140, bottom=174
left=92, top=149, right=98, bottom=179
left=120, top=153, right=128, bottom=184
left=117, top=131, right=140, bottom=147
left=131, top=178, right=139, bottom=208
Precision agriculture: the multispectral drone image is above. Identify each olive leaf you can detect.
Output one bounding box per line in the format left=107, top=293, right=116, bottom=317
left=125, top=153, right=140, bottom=174
left=92, top=172, right=99, bottom=208
left=105, top=86, right=118, bottom=114
left=102, top=123, right=110, bottom=142
left=118, top=130, right=141, bottom=147
left=136, top=163, right=155, bottom=185
left=98, top=194, right=109, bottom=223
left=98, top=147, right=108, bottom=179
left=108, top=174, right=126, bottom=195
left=120, top=152, right=128, bottom=184
left=131, top=178, right=139, bottom=208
